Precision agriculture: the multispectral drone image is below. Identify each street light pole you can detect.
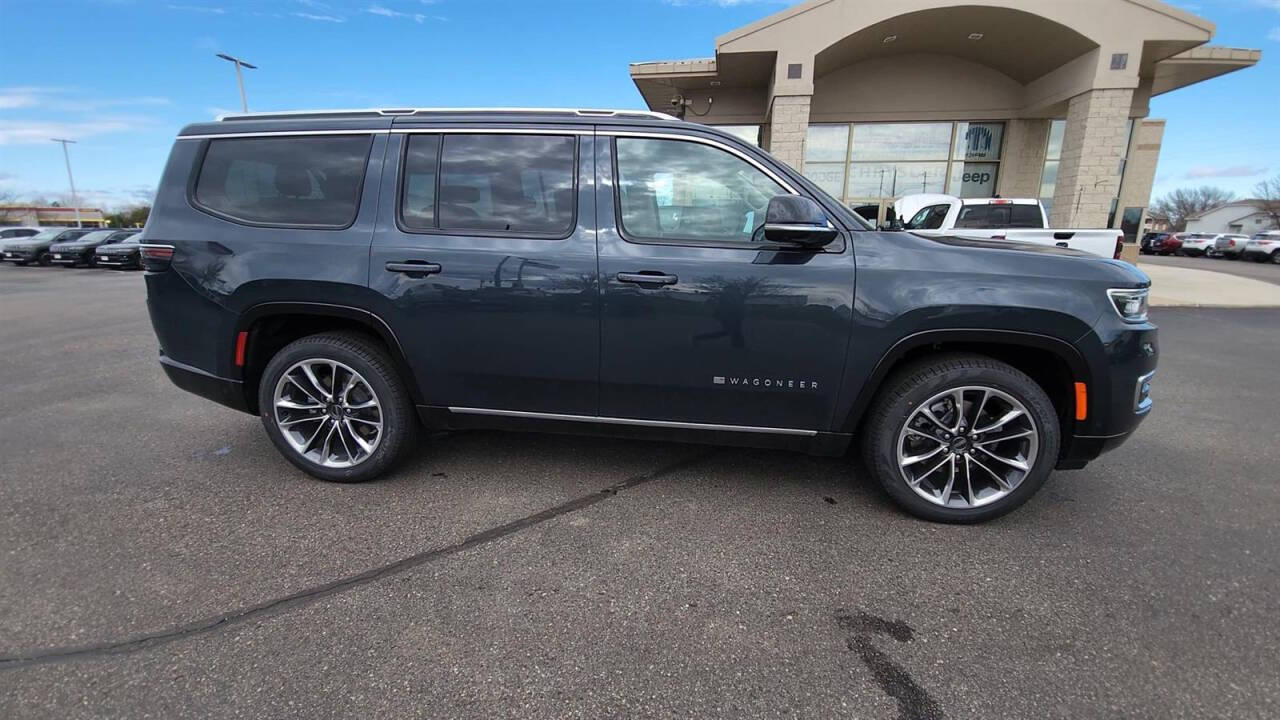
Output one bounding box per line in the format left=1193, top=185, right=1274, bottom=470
left=215, top=53, right=258, bottom=113
left=51, top=138, right=81, bottom=228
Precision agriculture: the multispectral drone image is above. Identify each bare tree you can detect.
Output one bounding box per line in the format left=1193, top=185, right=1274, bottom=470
left=1254, top=174, right=1280, bottom=230
left=1150, top=186, right=1236, bottom=231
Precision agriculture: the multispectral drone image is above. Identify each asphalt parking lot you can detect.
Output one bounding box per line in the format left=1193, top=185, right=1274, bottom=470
left=2, top=263, right=1278, bottom=719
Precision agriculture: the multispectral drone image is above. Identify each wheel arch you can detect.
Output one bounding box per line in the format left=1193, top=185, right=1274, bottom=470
left=235, top=302, right=423, bottom=414
left=841, top=329, right=1090, bottom=442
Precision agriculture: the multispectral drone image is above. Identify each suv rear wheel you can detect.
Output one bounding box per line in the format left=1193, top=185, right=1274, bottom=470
left=258, top=332, right=415, bottom=483
left=862, top=354, right=1060, bottom=523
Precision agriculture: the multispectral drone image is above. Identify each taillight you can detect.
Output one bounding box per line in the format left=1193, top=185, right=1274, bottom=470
left=140, top=244, right=175, bottom=271
left=1114, top=235, right=1124, bottom=260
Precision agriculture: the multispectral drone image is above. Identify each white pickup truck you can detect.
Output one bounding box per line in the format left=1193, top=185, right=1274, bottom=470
left=893, top=194, right=1124, bottom=259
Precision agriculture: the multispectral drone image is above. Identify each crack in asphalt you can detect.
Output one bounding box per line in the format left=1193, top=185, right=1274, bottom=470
left=0, top=452, right=712, bottom=670
left=838, top=610, right=944, bottom=720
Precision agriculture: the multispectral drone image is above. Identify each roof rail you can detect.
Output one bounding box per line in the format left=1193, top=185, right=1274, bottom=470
left=216, top=107, right=678, bottom=122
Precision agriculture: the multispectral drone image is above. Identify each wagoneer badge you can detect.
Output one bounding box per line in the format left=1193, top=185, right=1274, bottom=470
left=713, top=376, right=819, bottom=390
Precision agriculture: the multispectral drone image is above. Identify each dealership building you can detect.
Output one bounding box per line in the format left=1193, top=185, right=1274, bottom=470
left=630, top=0, right=1259, bottom=236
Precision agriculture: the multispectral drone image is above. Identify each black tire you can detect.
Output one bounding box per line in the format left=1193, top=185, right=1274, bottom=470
left=1272, top=251, right=1280, bottom=265
left=861, top=353, right=1060, bottom=524
left=257, top=332, right=416, bottom=483
left=37, top=252, right=51, bottom=266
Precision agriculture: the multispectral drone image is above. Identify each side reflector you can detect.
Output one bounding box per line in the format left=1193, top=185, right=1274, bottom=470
left=234, top=331, right=248, bottom=367
left=1074, top=382, right=1088, bottom=421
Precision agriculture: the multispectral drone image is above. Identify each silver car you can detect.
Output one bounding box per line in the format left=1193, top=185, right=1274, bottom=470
left=1211, top=233, right=1251, bottom=259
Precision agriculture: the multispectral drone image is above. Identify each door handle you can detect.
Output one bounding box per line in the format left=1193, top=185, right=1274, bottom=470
left=616, top=271, right=677, bottom=286
left=1055, top=241, right=1069, bottom=248
left=386, top=261, right=442, bottom=276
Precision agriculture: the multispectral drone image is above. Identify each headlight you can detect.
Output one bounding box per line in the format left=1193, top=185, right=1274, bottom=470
left=1107, top=288, right=1149, bottom=323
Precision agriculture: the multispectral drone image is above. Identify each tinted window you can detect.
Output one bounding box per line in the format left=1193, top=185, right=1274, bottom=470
left=1, top=228, right=37, bottom=238
left=955, top=205, right=1008, bottom=228
left=194, top=135, right=372, bottom=227
left=1009, top=205, right=1043, bottom=228
left=615, top=137, right=783, bottom=244
left=400, top=135, right=440, bottom=230
left=905, top=204, right=949, bottom=230
left=424, top=134, right=576, bottom=235
left=75, top=231, right=115, bottom=243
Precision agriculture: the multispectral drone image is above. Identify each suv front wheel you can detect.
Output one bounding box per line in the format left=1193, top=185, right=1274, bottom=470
left=862, top=354, right=1060, bottom=523
left=258, top=332, right=415, bottom=483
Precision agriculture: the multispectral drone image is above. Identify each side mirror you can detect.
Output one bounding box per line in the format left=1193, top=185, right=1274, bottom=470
left=763, top=195, right=838, bottom=248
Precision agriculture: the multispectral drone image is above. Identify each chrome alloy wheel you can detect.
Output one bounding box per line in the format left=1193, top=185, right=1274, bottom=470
left=273, top=359, right=383, bottom=468
left=896, top=385, right=1038, bottom=508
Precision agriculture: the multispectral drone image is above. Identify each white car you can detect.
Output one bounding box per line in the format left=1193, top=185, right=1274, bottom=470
left=1178, top=232, right=1218, bottom=257
left=1241, top=230, right=1280, bottom=264
left=895, top=194, right=1124, bottom=258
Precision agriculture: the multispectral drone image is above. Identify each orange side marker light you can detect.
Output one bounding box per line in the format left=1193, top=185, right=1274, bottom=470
left=1074, top=382, right=1088, bottom=421
left=234, top=331, right=248, bottom=367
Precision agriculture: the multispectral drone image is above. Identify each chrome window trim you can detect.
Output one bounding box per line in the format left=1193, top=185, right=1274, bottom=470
left=600, top=129, right=799, bottom=195
left=178, top=128, right=595, bottom=140
left=447, top=407, right=818, bottom=437
left=177, top=129, right=391, bottom=140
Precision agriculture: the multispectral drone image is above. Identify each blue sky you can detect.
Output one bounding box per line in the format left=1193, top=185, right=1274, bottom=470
left=0, top=0, right=1276, bottom=210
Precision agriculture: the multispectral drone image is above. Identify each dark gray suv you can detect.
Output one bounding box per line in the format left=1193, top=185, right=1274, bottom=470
left=141, top=108, right=1157, bottom=523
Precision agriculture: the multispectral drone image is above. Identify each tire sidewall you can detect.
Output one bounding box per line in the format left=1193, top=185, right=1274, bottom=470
left=257, top=336, right=411, bottom=483
left=867, top=361, right=1061, bottom=523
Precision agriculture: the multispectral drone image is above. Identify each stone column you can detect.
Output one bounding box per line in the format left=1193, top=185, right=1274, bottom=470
left=1113, top=119, right=1165, bottom=228
left=1049, top=88, right=1134, bottom=228
left=997, top=119, right=1051, bottom=199
left=765, top=95, right=812, bottom=172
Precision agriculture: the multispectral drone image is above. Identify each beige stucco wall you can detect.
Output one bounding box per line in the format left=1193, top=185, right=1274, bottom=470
left=808, top=54, right=1024, bottom=122
left=767, top=95, right=812, bottom=171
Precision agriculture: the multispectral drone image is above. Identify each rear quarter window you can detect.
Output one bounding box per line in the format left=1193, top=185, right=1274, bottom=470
left=193, top=135, right=372, bottom=228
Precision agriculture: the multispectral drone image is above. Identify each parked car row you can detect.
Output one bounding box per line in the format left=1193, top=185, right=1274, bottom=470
left=1140, top=230, right=1280, bottom=263
left=0, top=227, right=145, bottom=269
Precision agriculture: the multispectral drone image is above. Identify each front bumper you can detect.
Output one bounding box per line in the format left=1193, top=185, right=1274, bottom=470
left=1242, top=249, right=1274, bottom=261
left=49, top=250, right=89, bottom=265
left=1057, top=319, right=1158, bottom=469
left=96, top=253, right=139, bottom=266
left=2, top=250, right=34, bottom=262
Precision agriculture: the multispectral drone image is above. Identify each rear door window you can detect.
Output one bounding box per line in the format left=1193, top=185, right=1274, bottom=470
left=400, top=133, right=576, bottom=236
left=193, top=135, right=372, bottom=228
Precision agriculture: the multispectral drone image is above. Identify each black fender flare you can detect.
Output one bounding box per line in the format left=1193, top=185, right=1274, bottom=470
left=839, top=328, right=1089, bottom=435
left=234, top=301, right=425, bottom=407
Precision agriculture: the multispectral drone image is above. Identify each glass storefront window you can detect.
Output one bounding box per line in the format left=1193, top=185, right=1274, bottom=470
left=847, top=162, right=948, bottom=197
left=805, top=125, right=849, bottom=162
left=715, top=125, right=762, bottom=147
left=802, top=121, right=1004, bottom=203
left=850, top=123, right=952, bottom=162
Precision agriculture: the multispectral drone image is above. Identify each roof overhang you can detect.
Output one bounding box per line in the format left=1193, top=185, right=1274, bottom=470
left=1150, top=46, right=1261, bottom=95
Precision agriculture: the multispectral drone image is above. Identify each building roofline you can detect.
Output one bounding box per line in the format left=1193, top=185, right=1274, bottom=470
left=1186, top=199, right=1265, bottom=220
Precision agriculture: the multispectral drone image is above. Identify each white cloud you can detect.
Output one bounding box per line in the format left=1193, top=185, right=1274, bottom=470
left=1268, top=26, right=1280, bottom=42
left=166, top=4, right=226, bottom=14
left=0, top=87, right=169, bottom=112
left=366, top=4, right=426, bottom=22
left=0, top=119, right=144, bottom=146
left=294, top=12, right=344, bottom=22
left=1185, top=164, right=1269, bottom=179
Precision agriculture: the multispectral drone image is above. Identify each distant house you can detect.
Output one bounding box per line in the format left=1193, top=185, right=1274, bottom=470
left=1185, top=200, right=1278, bottom=234
left=1145, top=213, right=1172, bottom=233
left=0, top=205, right=108, bottom=228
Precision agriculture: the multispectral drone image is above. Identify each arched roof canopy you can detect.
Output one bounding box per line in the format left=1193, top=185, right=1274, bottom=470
left=812, top=5, right=1098, bottom=84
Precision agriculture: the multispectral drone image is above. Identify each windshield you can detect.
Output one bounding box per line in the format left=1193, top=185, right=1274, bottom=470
left=26, top=229, right=61, bottom=242
left=72, top=230, right=115, bottom=244
left=906, top=204, right=950, bottom=230
left=117, top=236, right=140, bottom=245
